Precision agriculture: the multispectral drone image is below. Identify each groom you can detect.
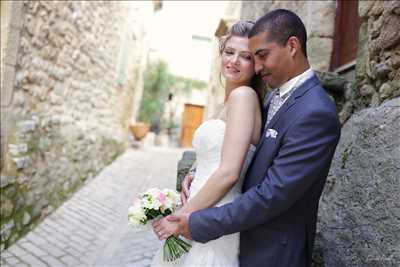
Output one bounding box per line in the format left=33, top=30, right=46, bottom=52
left=155, top=9, right=341, bottom=267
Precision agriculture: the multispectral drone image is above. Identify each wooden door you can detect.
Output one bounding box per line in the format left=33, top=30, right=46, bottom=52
left=330, top=0, right=361, bottom=70
left=180, top=104, right=204, bottom=147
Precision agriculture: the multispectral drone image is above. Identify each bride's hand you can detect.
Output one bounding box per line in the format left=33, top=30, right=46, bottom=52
left=152, top=216, right=179, bottom=240
left=181, top=173, right=194, bottom=205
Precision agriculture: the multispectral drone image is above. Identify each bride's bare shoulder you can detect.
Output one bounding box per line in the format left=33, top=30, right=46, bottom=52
left=227, top=86, right=258, bottom=103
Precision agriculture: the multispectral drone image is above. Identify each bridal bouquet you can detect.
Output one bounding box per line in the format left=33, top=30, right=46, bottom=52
left=128, top=188, right=192, bottom=261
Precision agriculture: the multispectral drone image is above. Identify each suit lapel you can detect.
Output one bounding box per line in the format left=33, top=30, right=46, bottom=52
left=261, top=91, right=274, bottom=132
left=255, top=75, right=321, bottom=152
left=263, top=91, right=275, bottom=111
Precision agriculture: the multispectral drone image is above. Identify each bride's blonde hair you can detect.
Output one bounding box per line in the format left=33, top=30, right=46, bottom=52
left=219, top=20, right=266, bottom=103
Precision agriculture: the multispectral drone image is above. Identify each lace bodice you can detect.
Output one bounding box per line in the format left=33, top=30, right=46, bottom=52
left=189, top=119, right=256, bottom=206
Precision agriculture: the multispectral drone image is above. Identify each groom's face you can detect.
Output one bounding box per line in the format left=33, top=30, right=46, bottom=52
left=249, top=31, right=293, bottom=89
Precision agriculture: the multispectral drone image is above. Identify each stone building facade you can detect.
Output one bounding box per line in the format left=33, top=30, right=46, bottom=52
left=0, top=1, right=153, bottom=250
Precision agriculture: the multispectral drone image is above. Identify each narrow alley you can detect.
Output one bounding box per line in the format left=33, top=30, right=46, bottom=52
left=1, top=147, right=185, bottom=267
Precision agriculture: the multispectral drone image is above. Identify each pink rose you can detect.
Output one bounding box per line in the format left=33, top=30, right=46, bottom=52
left=157, top=191, right=166, bottom=204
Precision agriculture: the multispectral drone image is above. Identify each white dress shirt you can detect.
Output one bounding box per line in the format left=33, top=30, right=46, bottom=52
left=278, top=68, right=315, bottom=104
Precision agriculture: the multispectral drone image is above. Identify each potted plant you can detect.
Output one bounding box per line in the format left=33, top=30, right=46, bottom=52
left=129, top=122, right=150, bottom=141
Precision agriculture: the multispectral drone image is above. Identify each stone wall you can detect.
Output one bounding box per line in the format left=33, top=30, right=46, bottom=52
left=241, top=0, right=336, bottom=72
left=354, top=1, right=400, bottom=110
left=313, top=2, right=400, bottom=266
left=0, top=1, right=152, bottom=250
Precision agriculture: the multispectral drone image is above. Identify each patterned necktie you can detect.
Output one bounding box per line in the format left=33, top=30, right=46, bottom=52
left=265, top=89, right=283, bottom=127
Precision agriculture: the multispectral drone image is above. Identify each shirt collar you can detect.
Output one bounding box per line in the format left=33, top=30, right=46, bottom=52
left=279, top=68, right=314, bottom=97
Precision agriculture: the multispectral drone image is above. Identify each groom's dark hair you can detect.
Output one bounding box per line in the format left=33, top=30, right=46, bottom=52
left=249, top=9, right=308, bottom=57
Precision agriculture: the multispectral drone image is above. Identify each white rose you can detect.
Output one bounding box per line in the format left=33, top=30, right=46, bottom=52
left=162, top=198, right=175, bottom=212
left=142, top=194, right=162, bottom=210
left=164, top=189, right=181, bottom=205
left=128, top=205, right=147, bottom=226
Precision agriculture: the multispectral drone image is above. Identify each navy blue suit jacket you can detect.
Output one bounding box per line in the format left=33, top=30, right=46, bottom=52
left=188, top=75, right=341, bottom=267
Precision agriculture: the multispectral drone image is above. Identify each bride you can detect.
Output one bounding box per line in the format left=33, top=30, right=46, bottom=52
left=151, top=20, right=264, bottom=266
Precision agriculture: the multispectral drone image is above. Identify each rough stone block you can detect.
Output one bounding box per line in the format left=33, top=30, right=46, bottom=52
left=0, top=221, right=15, bottom=242
left=0, top=64, right=16, bottom=107
left=379, top=82, right=395, bottom=100
left=307, top=1, right=335, bottom=38
left=314, top=71, right=349, bottom=93
left=369, top=1, right=385, bottom=16
left=0, top=198, right=14, bottom=218
left=9, top=1, right=24, bottom=29
left=2, top=27, right=21, bottom=66
left=8, top=144, right=28, bottom=156
left=359, top=1, right=375, bottom=19
left=0, top=176, right=16, bottom=188
left=315, top=97, right=400, bottom=266
left=12, top=156, right=30, bottom=170
left=360, top=84, right=376, bottom=97
left=308, top=37, right=333, bottom=72
left=22, top=212, right=31, bottom=226
left=17, top=120, right=37, bottom=133
left=371, top=15, right=400, bottom=52
left=176, top=150, right=196, bottom=192
left=375, top=61, right=392, bottom=80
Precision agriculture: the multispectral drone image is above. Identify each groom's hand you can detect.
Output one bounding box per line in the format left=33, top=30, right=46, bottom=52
left=181, top=173, right=194, bottom=205
left=167, top=213, right=192, bottom=240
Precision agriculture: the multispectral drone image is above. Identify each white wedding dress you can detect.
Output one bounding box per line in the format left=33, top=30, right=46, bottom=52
left=151, top=118, right=256, bottom=267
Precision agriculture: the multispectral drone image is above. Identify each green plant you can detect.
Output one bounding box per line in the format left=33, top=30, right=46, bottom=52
left=138, top=61, right=207, bottom=133
left=138, top=61, right=173, bottom=132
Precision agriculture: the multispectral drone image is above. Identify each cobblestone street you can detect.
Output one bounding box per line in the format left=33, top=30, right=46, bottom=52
left=1, top=146, right=186, bottom=267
